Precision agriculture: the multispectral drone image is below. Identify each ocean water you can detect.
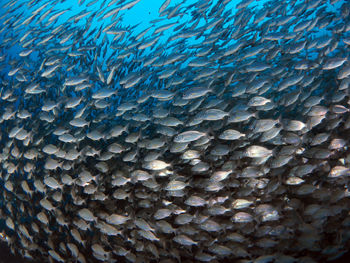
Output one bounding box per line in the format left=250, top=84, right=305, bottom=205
left=1, top=0, right=350, bottom=262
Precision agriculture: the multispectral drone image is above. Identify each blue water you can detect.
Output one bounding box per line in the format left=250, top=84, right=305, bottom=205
left=0, top=0, right=344, bottom=81
left=0, top=0, right=264, bottom=75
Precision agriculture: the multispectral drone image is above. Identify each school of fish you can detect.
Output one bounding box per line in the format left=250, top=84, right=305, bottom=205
left=0, top=0, right=350, bottom=262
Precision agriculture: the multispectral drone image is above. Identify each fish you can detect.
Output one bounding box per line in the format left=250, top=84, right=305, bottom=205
left=0, top=0, right=350, bottom=262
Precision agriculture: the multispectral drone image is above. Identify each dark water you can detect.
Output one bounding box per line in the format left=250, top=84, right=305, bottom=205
left=0, top=240, right=350, bottom=262
left=0, top=243, right=349, bottom=263
left=0, top=242, right=31, bottom=263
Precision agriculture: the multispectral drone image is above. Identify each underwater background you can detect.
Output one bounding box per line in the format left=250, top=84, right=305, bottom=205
left=1, top=0, right=350, bottom=262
